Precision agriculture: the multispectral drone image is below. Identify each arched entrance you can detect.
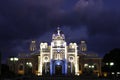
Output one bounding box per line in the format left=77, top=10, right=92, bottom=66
left=54, top=60, right=64, bottom=75
left=55, top=65, right=62, bottom=75
left=50, top=60, right=67, bottom=75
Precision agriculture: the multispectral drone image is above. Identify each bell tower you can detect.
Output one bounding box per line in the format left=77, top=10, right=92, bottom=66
left=30, top=40, right=37, bottom=52
left=80, top=40, right=87, bottom=52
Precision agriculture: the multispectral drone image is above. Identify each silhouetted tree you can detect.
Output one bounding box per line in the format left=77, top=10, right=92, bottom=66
left=0, top=52, right=1, bottom=76
left=102, top=48, right=120, bottom=76
left=1, top=64, right=16, bottom=78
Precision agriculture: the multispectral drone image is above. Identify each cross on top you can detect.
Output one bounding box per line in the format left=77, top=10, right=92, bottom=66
left=57, top=26, right=60, bottom=35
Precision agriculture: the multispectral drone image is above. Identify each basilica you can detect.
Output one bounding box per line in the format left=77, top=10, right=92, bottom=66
left=7, top=27, right=102, bottom=76
left=38, top=27, right=79, bottom=76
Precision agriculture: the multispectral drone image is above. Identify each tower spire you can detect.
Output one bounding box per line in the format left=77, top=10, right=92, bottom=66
left=57, top=26, right=60, bottom=36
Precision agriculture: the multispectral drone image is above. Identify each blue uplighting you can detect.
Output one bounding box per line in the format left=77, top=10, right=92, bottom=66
left=50, top=60, right=53, bottom=75
left=56, top=61, right=60, bottom=65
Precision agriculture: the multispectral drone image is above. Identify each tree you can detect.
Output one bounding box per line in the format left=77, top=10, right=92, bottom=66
left=1, top=64, right=16, bottom=78
left=0, top=52, right=1, bottom=76
left=102, top=48, right=120, bottom=76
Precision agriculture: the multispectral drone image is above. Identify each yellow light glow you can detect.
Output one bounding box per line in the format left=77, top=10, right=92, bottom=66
left=18, top=70, right=24, bottom=75
left=79, top=70, right=82, bottom=75
left=103, top=72, right=107, bottom=77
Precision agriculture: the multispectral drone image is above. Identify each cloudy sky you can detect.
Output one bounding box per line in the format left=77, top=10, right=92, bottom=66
left=0, top=0, right=120, bottom=63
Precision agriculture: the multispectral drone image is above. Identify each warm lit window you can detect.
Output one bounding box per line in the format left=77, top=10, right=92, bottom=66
left=19, top=64, right=24, bottom=70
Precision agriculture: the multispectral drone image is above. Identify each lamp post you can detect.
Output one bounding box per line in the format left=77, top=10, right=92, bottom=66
left=10, top=57, right=19, bottom=73
left=109, top=62, right=114, bottom=75
left=26, top=62, right=32, bottom=75
left=109, top=62, right=114, bottom=71
left=110, top=62, right=114, bottom=66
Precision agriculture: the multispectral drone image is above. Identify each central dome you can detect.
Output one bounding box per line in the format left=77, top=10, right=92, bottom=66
left=52, top=27, right=65, bottom=40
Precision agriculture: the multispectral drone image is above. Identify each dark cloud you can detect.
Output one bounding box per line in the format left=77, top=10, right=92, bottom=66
left=0, top=0, right=120, bottom=62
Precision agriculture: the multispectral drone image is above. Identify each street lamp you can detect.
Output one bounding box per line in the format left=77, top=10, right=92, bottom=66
left=91, top=65, right=94, bottom=68
left=10, top=57, right=19, bottom=73
left=10, top=57, right=19, bottom=61
left=110, top=62, right=114, bottom=66
left=109, top=62, right=115, bottom=75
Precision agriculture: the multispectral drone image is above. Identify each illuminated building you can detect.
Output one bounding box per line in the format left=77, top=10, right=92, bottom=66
left=7, top=27, right=102, bottom=76
left=38, top=27, right=79, bottom=76
left=78, top=53, right=102, bottom=76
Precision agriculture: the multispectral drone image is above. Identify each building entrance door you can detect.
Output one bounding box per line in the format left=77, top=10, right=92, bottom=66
left=55, top=65, right=62, bottom=75
left=51, top=60, right=65, bottom=75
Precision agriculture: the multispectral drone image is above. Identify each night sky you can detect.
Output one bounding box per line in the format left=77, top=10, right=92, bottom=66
left=0, top=0, right=120, bottom=63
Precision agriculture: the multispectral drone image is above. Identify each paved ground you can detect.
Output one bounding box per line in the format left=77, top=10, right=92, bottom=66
left=2, top=75, right=120, bottom=80
left=2, top=76, right=112, bottom=80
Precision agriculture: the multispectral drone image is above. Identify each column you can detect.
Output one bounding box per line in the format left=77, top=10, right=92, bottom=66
left=75, top=45, right=79, bottom=75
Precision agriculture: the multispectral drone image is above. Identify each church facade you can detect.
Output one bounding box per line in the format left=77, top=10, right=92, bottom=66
left=7, top=27, right=102, bottom=76
left=38, top=28, right=79, bottom=76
